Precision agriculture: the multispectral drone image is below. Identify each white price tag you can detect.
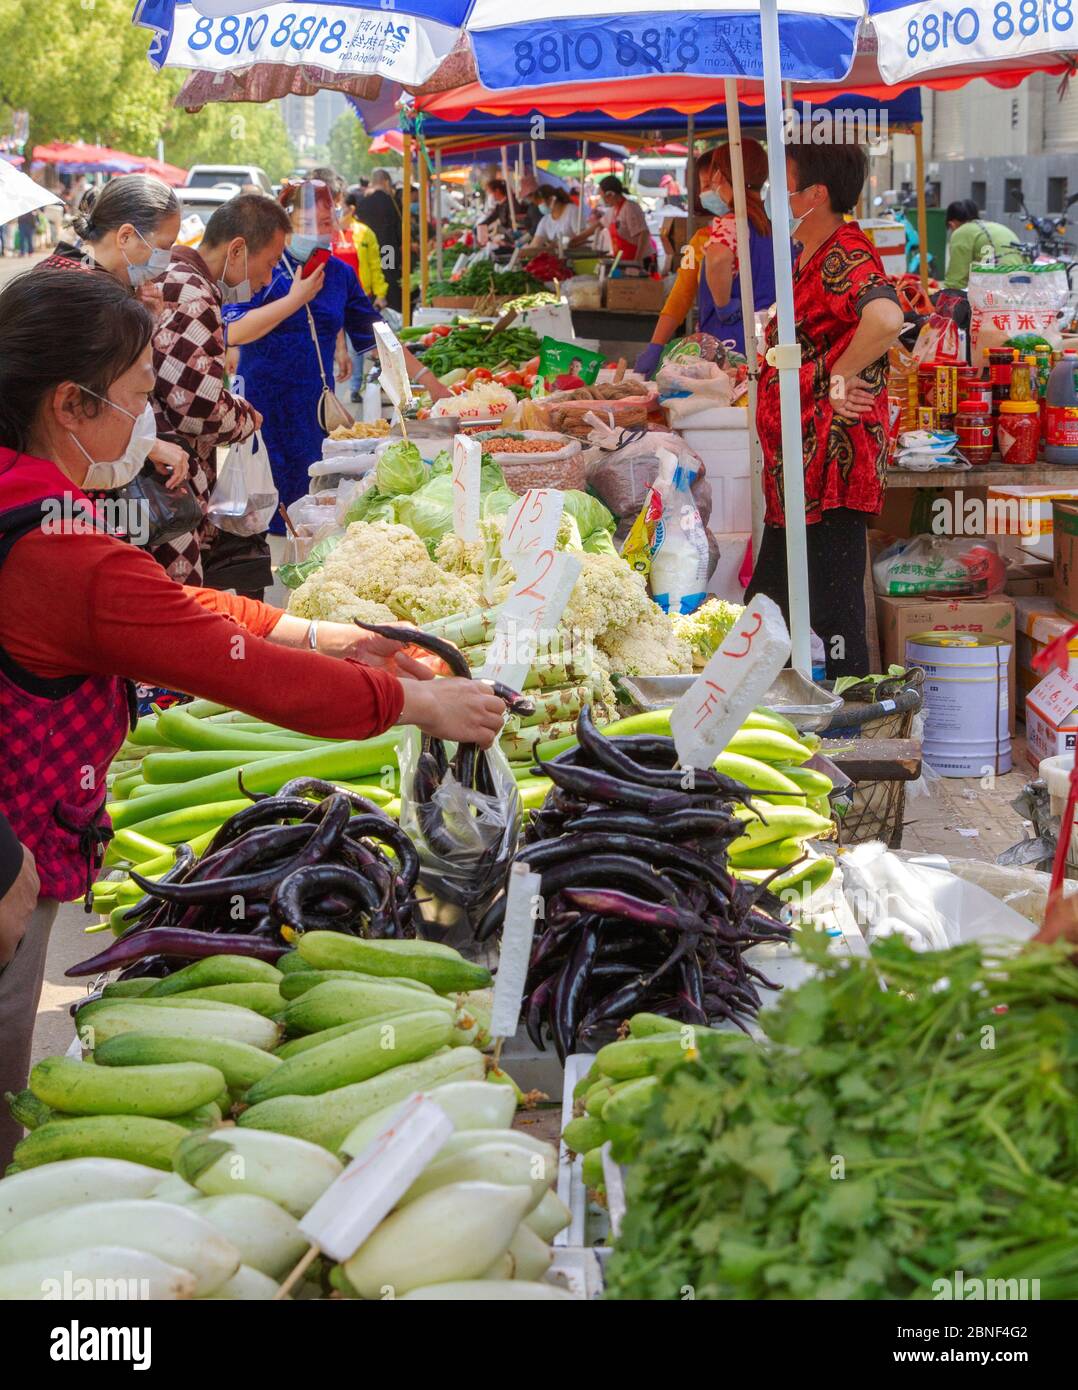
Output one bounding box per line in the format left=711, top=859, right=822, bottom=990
left=502, top=489, right=564, bottom=563
left=479, top=549, right=581, bottom=691
left=489, top=861, right=542, bottom=1040
left=373, top=322, right=413, bottom=417
left=450, top=253, right=468, bottom=280
left=451, top=434, right=482, bottom=542
left=299, top=1093, right=451, bottom=1262
left=669, top=593, right=791, bottom=770
left=506, top=245, right=522, bottom=272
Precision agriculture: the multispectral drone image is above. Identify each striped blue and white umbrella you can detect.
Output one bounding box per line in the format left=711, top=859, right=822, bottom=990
left=868, top=0, right=1076, bottom=85
left=461, top=0, right=864, bottom=87
left=134, top=0, right=470, bottom=86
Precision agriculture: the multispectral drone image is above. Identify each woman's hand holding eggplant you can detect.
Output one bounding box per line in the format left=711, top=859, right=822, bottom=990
left=399, top=678, right=506, bottom=748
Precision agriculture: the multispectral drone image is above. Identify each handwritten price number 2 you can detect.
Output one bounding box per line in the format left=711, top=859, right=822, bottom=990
left=690, top=608, right=764, bottom=733
left=513, top=26, right=699, bottom=79
left=516, top=549, right=556, bottom=619
left=906, top=0, right=1072, bottom=56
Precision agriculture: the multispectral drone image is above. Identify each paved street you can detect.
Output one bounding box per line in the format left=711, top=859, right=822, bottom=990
left=0, top=249, right=48, bottom=285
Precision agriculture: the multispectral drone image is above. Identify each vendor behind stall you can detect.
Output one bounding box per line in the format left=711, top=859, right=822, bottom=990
left=636, top=142, right=777, bottom=374
left=747, top=139, right=904, bottom=678
left=593, top=176, right=651, bottom=264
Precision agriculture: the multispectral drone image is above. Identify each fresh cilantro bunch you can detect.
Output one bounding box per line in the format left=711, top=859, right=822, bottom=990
left=604, top=932, right=1078, bottom=1300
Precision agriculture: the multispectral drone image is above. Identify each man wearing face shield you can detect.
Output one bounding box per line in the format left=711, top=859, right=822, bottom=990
left=222, top=179, right=447, bottom=576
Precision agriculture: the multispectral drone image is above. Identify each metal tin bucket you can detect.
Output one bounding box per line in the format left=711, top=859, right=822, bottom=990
left=906, top=632, right=1012, bottom=777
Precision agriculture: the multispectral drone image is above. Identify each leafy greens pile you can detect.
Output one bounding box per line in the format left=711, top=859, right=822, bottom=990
left=604, top=932, right=1078, bottom=1300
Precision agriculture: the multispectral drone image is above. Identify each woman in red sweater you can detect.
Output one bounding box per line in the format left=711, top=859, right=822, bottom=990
left=0, top=270, right=505, bottom=1163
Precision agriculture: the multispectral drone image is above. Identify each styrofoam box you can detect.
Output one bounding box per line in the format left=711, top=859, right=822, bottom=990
left=708, top=530, right=751, bottom=602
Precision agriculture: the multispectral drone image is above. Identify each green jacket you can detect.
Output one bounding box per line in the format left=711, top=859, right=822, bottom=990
left=944, top=219, right=1023, bottom=290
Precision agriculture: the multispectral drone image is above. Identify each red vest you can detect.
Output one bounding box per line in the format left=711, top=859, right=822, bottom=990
left=0, top=451, right=134, bottom=904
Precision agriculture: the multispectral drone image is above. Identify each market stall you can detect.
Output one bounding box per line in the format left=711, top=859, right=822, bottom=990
left=5, top=0, right=1065, bottom=1308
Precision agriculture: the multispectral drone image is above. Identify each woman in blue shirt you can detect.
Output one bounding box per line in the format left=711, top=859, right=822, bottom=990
left=225, top=179, right=445, bottom=557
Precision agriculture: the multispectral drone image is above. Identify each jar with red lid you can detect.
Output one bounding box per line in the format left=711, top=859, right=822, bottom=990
left=964, top=380, right=994, bottom=410
left=986, top=347, right=1018, bottom=411
left=955, top=399, right=994, bottom=464
left=997, top=400, right=1040, bottom=465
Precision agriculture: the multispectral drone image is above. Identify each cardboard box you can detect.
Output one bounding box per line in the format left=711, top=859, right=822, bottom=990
left=876, top=594, right=1016, bottom=735
left=604, top=276, right=669, bottom=312
left=1025, top=667, right=1078, bottom=768
left=1053, top=499, right=1078, bottom=620
left=1013, top=595, right=1078, bottom=715
left=1005, top=559, right=1054, bottom=597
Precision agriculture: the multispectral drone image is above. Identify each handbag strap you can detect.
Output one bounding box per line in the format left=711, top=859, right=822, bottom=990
left=285, top=256, right=334, bottom=392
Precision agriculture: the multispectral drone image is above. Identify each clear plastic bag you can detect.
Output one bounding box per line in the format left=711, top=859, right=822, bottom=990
left=208, top=430, right=278, bottom=537
left=397, top=728, right=521, bottom=914
left=582, top=425, right=713, bottom=536
left=967, top=265, right=1070, bottom=363
left=648, top=448, right=710, bottom=615
left=872, top=534, right=1007, bottom=598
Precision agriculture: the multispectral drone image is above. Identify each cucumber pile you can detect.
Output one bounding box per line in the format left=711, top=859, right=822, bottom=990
left=0, top=935, right=576, bottom=1300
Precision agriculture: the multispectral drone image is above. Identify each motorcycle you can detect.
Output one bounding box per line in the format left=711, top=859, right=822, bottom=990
left=873, top=189, right=938, bottom=278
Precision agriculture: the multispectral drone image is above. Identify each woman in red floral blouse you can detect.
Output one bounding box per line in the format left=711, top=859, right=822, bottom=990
left=749, top=142, right=904, bottom=676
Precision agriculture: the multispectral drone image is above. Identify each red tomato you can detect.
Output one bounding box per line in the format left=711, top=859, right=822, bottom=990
left=434, top=323, right=454, bottom=337
left=497, top=370, right=524, bottom=388
left=522, top=356, right=540, bottom=374
left=466, top=367, right=494, bottom=386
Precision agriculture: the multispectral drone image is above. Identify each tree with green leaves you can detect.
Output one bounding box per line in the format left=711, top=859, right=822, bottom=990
left=326, top=110, right=401, bottom=186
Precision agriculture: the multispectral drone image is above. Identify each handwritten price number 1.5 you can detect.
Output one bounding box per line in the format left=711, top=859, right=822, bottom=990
left=906, top=0, right=1072, bottom=56
left=514, top=26, right=700, bottom=80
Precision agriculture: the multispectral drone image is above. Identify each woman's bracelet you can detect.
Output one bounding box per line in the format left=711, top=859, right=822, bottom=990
left=307, top=620, right=320, bottom=652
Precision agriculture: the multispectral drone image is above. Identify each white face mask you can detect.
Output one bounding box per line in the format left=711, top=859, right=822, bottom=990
left=218, top=244, right=251, bottom=305
left=69, top=392, right=157, bottom=490
left=787, top=192, right=808, bottom=237
left=700, top=190, right=728, bottom=216
left=123, top=228, right=172, bottom=288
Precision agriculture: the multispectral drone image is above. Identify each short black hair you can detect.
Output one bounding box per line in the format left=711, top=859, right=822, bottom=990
left=599, top=175, right=625, bottom=195
left=202, top=193, right=291, bottom=253
left=536, top=184, right=570, bottom=207
left=946, top=198, right=980, bottom=224
left=0, top=269, right=155, bottom=453
left=486, top=178, right=507, bottom=197
left=785, top=141, right=867, bottom=215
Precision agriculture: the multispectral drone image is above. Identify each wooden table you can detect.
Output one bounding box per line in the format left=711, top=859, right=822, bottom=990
left=821, top=737, right=923, bottom=783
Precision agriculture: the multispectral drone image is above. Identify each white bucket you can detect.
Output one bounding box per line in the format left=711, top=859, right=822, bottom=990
left=1039, top=753, right=1078, bottom=877
left=907, top=632, right=1012, bottom=778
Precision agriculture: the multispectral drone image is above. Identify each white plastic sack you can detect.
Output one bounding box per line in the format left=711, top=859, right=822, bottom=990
left=967, top=265, right=1069, bottom=363
left=208, top=430, right=278, bottom=537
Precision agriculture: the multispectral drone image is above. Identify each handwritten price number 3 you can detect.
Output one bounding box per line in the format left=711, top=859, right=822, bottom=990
left=514, top=26, right=699, bottom=79
left=189, top=13, right=411, bottom=57
left=906, top=0, right=1072, bottom=56
left=690, top=609, right=764, bottom=733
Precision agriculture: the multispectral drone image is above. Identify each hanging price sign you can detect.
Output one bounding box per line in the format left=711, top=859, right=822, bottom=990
left=501, top=488, right=564, bottom=563
left=479, top=548, right=581, bottom=691
left=489, top=862, right=542, bottom=1041
left=451, top=434, right=482, bottom=542
left=670, top=593, right=791, bottom=770
left=373, top=322, right=414, bottom=418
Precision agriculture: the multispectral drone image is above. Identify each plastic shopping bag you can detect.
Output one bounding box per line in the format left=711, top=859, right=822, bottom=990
left=872, top=534, right=1007, bottom=598
left=648, top=447, right=710, bottom=615
left=207, top=430, right=278, bottom=537
left=967, top=265, right=1069, bottom=363
left=397, top=728, right=521, bottom=916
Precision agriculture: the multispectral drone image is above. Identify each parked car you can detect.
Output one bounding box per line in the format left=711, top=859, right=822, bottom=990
left=176, top=185, right=242, bottom=247
left=184, top=164, right=273, bottom=195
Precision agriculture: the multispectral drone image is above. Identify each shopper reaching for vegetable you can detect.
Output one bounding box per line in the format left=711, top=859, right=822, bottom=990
left=0, top=270, right=502, bottom=1167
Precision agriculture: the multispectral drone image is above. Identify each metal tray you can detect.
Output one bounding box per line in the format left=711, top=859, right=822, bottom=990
left=614, top=668, right=843, bottom=733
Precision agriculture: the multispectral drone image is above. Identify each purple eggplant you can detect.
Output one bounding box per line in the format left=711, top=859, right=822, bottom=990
left=67, top=928, right=287, bottom=976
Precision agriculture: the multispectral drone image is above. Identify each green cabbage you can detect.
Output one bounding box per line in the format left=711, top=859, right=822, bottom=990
left=561, top=490, right=615, bottom=545
left=375, top=440, right=427, bottom=496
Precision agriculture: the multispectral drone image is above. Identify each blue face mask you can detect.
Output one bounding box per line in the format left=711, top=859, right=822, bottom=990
left=290, top=233, right=331, bottom=264
left=700, top=190, right=727, bottom=216
left=538, top=202, right=549, bottom=215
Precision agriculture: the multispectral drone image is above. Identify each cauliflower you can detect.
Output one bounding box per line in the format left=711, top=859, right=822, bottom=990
left=671, top=598, right=744, bottom=669
left=389, top=575, right=481, bottom=625
left=287, top=577, right=396, bottom=626
left=599, top=606, right=693, bottom=677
